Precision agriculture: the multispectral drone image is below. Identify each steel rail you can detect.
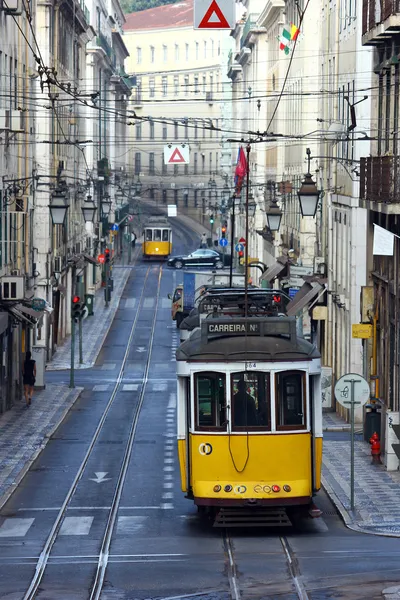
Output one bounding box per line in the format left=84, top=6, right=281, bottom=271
left=280, top=536, right=310, bottom=600
left=89, top=266, right=163, bottom=599
left=224, top=533, right=241, bottom=600
left=22, top=264, right=158, bottom=599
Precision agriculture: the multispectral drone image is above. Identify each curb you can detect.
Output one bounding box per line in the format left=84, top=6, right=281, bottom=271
left=321, top=474, right=400, bottom=538
left=0, top=386, right=83, bottom=511
left=382, top=586, right=400, bottom=599
left=323, top=426, right=351, bottom=432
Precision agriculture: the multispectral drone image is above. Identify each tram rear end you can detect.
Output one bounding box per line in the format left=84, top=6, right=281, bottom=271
left=176, top=315, right=322, bottom=520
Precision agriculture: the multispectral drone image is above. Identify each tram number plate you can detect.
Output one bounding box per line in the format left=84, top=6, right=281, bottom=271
left=245, top=362, right=257, bottom=369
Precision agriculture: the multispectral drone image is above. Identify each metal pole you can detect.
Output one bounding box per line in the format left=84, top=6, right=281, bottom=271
left=105, top=258, right=109, bottom=307
left=229, top=196, right=235, bottom=287
left=70, top=318, right=75, bottom=388
left=128, top=231, right=132, bottom=263
left=244, top=144, right=251, bottom=318
left=79, top=316, right=83, bottom=364
left=350, top=378, right=355, bottom=511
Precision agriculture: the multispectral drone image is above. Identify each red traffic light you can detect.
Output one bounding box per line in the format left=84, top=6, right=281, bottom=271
left=221, top=226, right=226, bottom=233
left=238, top=250, right=244, bottom=257
left=72, top=295, right=80, bottom=304
left=105, top=248, right=110, bottom=255
left=273, top=295, right=281, bottom=304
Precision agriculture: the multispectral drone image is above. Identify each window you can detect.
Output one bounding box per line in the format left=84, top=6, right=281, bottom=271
left=203, top=119, right=206, bottom=138
left=275, top=371, right=306, bottom=430
left=210, top=73, right=213, bottom=93
left=134, top=152, right=141, bottom=174
left=183, top=191, right=188, bottom=206
left=194, top=189, right=198, bottom=207
left=185, top=43, right=189, bottom=60
left=195, top=372, right=226, bottom=430
left=194, top=152, right=198, bottom=174
left=162, top=159, right=167, bottom=174
left=136, top=123, right=142, bottom=140
left=162, top=123, right=168, bottom=140
left=201, top=153, right=205, bottom=174
left=174, top=164, right=178, bottom=175
left=135, top=79, right=142, bottom=104
left=174, top=189, right=178, bottom=204
left=174, top=121, right=179, bottom=139
left=150, top=188, right=155, bottom=200
left=162, top=76, right=167, bottom=96
left=184, top=75, right=189, bottom=96
left=162, top=229, right=170, bottom=241
left=162, top=189, right=167, bottom=203
left=218, top=41, right=220, bottom=55
left=211, top=40, right=214, bottom=57
left=149, top=77, right=155, bottom=98
left=150, top=121, right=154, bottom=139
left=175, top=44, right=179, bottom=61
left=185, top=121, right=189, bottom=138
left=154, top=229, right=162, bottom=241
left=150, top=46, right=155, bottom=63
left=203, top=75, right=206, bottom=94
left=194, top=123, right=198, bottom=139
left=204, top=40, right=207, bottom=57
left=145, top=229, right=153, bottom=241
left=194, top=76, right=199, bottom=94
left=195, top=42, right=199, bottom=59
left=149, top=152, right=155, bottom=174
left=184, top=164, right=189, bottom=175
left=231, top=372, right=270, bottom=430
left=174, top=76, right=179, bottom=97
left=209, top=152, right=212, bottom=173
left=137, top=47, right=142, bottom=64
left=163, top=45, right=167, bottom=62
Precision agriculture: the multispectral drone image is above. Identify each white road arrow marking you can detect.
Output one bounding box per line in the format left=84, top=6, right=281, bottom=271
left=89, top=472, right=111, bottom=484
left=136, top=347, right=146, bottom=352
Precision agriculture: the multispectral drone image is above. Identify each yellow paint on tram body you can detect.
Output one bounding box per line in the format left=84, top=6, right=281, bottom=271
left=142, top=240, right=171, bottom=257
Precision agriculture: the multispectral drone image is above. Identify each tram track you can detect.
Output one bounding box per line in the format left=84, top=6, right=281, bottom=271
left=22, top=265, right=163, bottom=600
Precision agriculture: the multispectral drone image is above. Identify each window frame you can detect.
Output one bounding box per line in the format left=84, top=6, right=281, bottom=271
left=230, top=371, right=271, bottom=432
left=194, top=371, right=227, bottom=432
left=275, top=370, right=307, bottom=431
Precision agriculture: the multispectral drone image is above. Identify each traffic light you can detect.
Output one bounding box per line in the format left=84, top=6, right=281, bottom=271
left=72, top=295, right=83, bottom=322
left=238, top=249, right=244, bottom=264
left=221, top=225, right=226, bottom=239
left=105, top=248, right=110, bottom=263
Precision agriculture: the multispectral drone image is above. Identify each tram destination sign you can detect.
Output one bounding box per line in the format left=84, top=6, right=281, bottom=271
left=206, top=322, right=261, bottom=335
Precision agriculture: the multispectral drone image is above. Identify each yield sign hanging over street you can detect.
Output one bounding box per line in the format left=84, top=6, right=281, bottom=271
left=194, top=0, right=234, bottom=29
left=164, top=144, right=190, bottom=165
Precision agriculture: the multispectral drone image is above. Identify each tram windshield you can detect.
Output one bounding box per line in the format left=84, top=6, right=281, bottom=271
left=195, top=372, right=226, bottom=430
left=154, top=229, right=162, bottom=241
left=145, top=229, right=152, bottom=241
left=231, top=372, right=270, bottom=430
left=162, top=229, right=170, bottom=241
left=275, top=370, right=306, bottom=429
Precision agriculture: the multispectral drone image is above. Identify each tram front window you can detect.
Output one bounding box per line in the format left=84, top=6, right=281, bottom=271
left=276, top=371, right=306, bottom=429
left=231, top=372, right=270, bottom=429
left=154, top=229, right=162, bottom=241
left=195, top=372, right=226, bottom=430
left=145, top=230, right=153, bottom=241
left=162, top=229, right=170, bottom=241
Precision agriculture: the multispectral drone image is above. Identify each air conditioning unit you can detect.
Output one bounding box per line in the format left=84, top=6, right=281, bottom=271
left=1, top=276, right=24, bottom=300
left=54, top=257, right=62, bottom=273
left=314, top=256, right=326, bottom=274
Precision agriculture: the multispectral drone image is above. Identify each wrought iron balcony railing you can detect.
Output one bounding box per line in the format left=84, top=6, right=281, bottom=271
left=360, top=156, right=400, bottom=203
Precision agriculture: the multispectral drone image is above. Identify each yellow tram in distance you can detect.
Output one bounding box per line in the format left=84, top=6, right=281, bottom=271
left=142, top=216, right=172, bottom=260
left=175, top=292, right=323, bottom=525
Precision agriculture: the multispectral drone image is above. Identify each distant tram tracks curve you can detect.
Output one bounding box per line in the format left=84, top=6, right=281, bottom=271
left=224, top=532, right=310, bottom=600
left=23, top=265, right=163, bottom=600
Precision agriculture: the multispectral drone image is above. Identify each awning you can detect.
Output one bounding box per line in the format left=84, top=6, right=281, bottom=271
left=15, top=304, right=45, bottom=320
left=9, top=305, right=42, bottom=328
left=260, top=256, right=288, bottom=283
left=0, top=312, right=8, bottom=335
left=286, top=280, right=326, bottom=316
left=80, top=253, right=98, bottom=265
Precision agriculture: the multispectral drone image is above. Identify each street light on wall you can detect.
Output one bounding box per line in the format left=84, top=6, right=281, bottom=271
left=81, top=196, right=97, bottom=223
left=297, top=148, right=321, bottom=217
left=49, top=189, right=69, bottom=225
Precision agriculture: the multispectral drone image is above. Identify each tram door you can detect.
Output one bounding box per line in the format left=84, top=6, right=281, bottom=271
left=185, top=377, right=192, bottom=494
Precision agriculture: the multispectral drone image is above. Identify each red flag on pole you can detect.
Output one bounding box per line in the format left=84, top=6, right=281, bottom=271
left=234, top=146, right=247, bottom=193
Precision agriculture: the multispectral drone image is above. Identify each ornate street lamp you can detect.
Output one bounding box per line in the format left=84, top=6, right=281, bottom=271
left=81, top=196, right=97, bottom=223
left=266, top=197, right=282, bottom=231
left=297, top=148, right=321, bottom=217
left=134, top=175, right=142, bottom=196
left=101, top=193, right=112, bottom=218
left=49, top=189, right=69, bottom=225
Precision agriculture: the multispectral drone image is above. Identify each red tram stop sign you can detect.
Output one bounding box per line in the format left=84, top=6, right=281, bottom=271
left=98, top=253, right=105, bottom=264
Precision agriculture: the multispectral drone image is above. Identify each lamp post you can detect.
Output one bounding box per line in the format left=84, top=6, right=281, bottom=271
left=297, top=148, right=321, bottom=217
left=81, top=196, right=97, bottom=223
left=49, top=190, right=69, bottom=225
left=101, top=193, right=112, bottom=220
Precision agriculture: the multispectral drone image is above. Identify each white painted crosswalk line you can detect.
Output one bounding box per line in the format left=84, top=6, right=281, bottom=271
left=59, top=516, right=94, bottom=535
left=0, top=518, right=34, bottom=537
left=161, top=298, right=171, bottom=309
left=117, top=516, right=147, bottom=534
left=125, top=298, right=136, bottom=309
left=144, top=298, right=154, bottom=308
left=122, top=384, right=139, bottom=391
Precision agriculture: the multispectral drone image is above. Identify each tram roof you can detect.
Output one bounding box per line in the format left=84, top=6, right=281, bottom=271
left=176, top=316, right=320, bottom=362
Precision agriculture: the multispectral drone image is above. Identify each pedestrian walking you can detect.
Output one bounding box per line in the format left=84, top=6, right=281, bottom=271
left=200, top=232, right=208, bottom=248
left=131, top=231, right=137, bottom=249
left=22, top=350, right=36, bottom=407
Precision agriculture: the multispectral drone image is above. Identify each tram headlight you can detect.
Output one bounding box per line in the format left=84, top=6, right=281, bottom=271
left=263, top=485, right=271, bottom=494
left=224, top=485, right=232, bottom=492
left=283, top=485, right=291, bottom=493
left=272, top=485, right=281, bottom=493
left=213, top=485, right=221, bottom=492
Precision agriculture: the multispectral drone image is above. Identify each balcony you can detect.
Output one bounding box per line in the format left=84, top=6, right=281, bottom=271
left=360, top=156, right=400, bottom=206
left=362, top=0, right=400, bottom=45
left=95, top=33, right=116, bottom=65
left=227, top=50, right=242, bottom=81
left=240, top=13, right=266, bottom=48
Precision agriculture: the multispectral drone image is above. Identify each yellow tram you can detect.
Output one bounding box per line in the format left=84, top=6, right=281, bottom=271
left=142, top=217, right=172, bottom=260
left=175, top=292, right=322, bottom=523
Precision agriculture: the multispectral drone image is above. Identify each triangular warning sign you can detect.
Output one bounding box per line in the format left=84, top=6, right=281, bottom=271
left=168, top=148, right=186, bottom=163
left=198, top=0, right=230, bottom=29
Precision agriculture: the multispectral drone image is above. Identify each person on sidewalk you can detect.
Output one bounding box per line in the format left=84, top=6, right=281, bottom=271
left=22, top=351, right=36, bottom=407
left=200, top=232, right=208, bottom=248
left=131, top=231, right=137, bottom=249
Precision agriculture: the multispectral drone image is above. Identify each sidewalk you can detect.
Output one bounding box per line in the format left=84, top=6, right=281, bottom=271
left=322, top=412, right=400, bottom=537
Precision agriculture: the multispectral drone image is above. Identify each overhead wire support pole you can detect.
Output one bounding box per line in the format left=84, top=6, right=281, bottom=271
left=229, top=194, right=236, bottom=287
left=244, top=144, right=251, bottom=319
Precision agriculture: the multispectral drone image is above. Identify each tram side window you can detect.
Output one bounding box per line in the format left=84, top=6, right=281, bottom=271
left=145, top=229, right=152, bottom=241
left=154, top=229, right=162, bottom=241
left=231, top=372, right=270, bottom=430
left=195, top=372, right=226, bottom=430
left=162, top=229, right=170, bottom=241
left=276, top=371, right=306, bottom=429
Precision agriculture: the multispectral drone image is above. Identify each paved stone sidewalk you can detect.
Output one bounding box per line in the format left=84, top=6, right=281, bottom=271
left=47, top=265, right=131, bottom=370
left=0, top=384, right=83, bottom=508
left=323, top=412, right=400, bottom=537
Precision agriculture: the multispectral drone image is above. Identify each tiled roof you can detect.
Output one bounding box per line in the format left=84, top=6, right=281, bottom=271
left=124, top=0, right=193, bottom=31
